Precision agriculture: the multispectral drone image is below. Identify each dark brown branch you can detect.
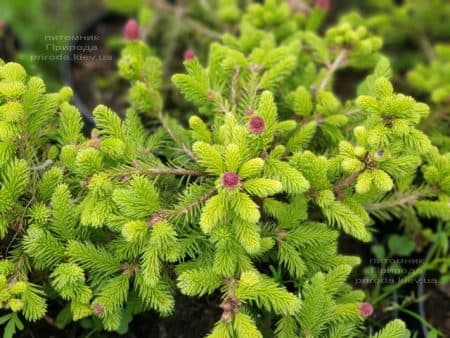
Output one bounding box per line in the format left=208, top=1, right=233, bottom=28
left=332, top=171, right=359, bottom=198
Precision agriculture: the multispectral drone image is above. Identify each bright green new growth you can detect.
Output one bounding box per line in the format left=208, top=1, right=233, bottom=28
left=1, top=1, right=449, bottom=337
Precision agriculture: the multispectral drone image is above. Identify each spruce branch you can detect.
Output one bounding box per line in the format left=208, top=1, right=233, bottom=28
left=315, top=49, right=348, bottom=94
left=209, top=90, right=230, bottom=115
left=247, top=64, right=263, bottom=108
left=365, top=189, right=433, bottom=211
left=149, top=0, right=222, bottom=40
left=231, top=66, right=240, bottom=108
left=112, top=167, right=205, bottom=179
left=220, top=277, right=240, bottom=323
left=157, top=110, right=197, bottom=162
left=171, top=188, right=217, bottom=218
left=137, top=168, right=204, bottom=177
left=161, top=5, right=184, bottom=80
left=31, top=160, right=54, bottom=172
left=5, top=197, right=35, bottom=256
left=417, top=30, right=435, bottom=62
left=313, top=108, right=361, bottom=125
left=332, top=172, right=360, bottom=199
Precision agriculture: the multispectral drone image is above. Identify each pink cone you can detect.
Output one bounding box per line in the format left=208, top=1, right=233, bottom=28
left=184, top=49, right=196, bottom=61
left=359, top=302, right=374, bottom=317
left=123, top=19, right=140, bottom=40
left=316, top=0, right=331, bottom=11
left=92, top=303, right=105, bottom=316
left=248, top=116, right=265, bottom=134
left=222, top=172, right=240, bottom=189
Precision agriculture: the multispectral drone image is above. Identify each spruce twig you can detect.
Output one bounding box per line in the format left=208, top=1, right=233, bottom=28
left=365, top=190, right=433, bottom=211
left=158, top=110, right=197, bottom=162
left=332, top=171, right=359, bottom=198
left=315, top=49, right=347, bottom=94
left=112, top=167, right=205, bottom=179
left=171, top=187, right=217, bottom=218
left=417, top=30, right=435, bottom=62
left=150, top=0, right=222, bottom=40
left=31, top=160, right=54, bottom=171
left=231, top=66, right=240, bottom=108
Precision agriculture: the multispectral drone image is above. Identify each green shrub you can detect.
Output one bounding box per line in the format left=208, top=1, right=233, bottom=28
left=0, top=1, right=449, bottom=337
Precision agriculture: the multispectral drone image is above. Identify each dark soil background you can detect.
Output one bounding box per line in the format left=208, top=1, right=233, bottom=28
left=15, top=293, right=221, bottom=338
left=65, top=13, right=129, bottom=118
left=0, top=25, right=20, bottom=61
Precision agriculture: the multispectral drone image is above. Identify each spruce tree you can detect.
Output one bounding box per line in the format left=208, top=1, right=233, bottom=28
left=0, top=1, right=448, bottom=337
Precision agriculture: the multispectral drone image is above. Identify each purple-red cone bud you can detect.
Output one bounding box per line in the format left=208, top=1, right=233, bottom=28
left=184, top=49, right=196, bottom=61
left=222, top=172, right=240, bottom=189
left=359, top=302, right=373, bottom=317
left=248, top=116, right=265, bottom=134
left=123, top=19, right=140, bottom=40
left=316, top=0, right=331, bottom=11
left=92, top=303, right=105, bottom=316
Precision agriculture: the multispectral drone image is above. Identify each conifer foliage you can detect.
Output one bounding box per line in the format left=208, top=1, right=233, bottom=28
left=0, top=1, right=448, bottom=337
